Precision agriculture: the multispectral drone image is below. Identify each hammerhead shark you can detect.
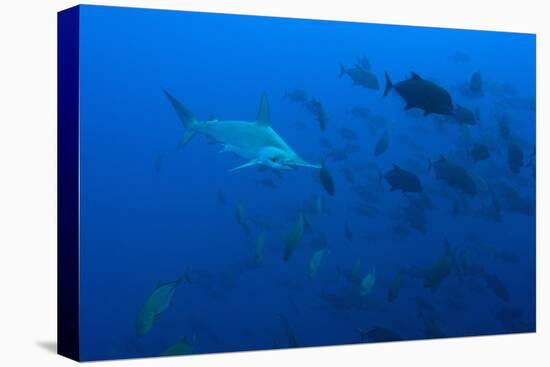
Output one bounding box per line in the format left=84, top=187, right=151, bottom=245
left=164, top=90, right=321, bottom=171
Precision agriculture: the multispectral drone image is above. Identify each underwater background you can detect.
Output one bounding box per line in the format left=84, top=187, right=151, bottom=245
left=77, top=5, right=535, bottom=361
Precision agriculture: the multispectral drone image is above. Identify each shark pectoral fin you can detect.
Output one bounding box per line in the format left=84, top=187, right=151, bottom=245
left=292, top=159, right=321, bottom=169
left=302, top=162, right=322, bottom=169
left=177, top=131, right=197, bottom=149
left=229, top=159, right=260, bottom=172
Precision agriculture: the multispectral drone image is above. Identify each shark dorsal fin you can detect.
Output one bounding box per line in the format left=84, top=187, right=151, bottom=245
left=410, top=71, right=422, bottom=80
left=256, top=92, right=271, bottom=126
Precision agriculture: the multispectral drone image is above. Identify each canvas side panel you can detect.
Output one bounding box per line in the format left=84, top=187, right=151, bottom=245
left=57, top=5, right=80, bottom=362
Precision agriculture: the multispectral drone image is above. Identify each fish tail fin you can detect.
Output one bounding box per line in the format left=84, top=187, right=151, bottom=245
left=163, top=89, right=198, bottom=149
left=339, top=64, right=346, bottom=79
left=383, top=72, right=393, bottom=98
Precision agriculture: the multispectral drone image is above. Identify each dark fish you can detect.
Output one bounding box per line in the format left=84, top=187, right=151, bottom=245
left=387, top=271, right=404, bottom=303
left=423, top=240, right=454, bottom=290
left=453, top=104, right=479, bottom=125
left=423, top=316, right=447, bottom=339
left=384, top=71, right=454, bottom=116
left=470, top=143, right=490, bottom=162
left=337, top=127, right=358, bottom=141
left=339, top=63, right=379, bottom=90
left=470, top=71, right=483, bottom=93
left=496, top=113, right=511, bottom=141
left=384, top=164, right=423, bottom=193
left=306, top=98, right=328, bottom=131
left=285, top=88, right=308, bottom=104
left=429, top=156, right=477, bottom=196
left=374, top=131, right=389, bottom=157
left=483, top=272, right=510, bottom=302
left=359, top=327, right=402, bottom=343
left=498, top=183, right=535, bottom=217
left=279, top=314, right=300, bottom=348
left=344, top=222, right=353, bottom=242
left=507, top=143, right=523, bottom=174
left=161, top=337, right=194, bottom=356
left=320, top=162, right=335, bottom=196
left=136, top=273, right=191, bottom=336
left=284, top=213, right=304, bottom=261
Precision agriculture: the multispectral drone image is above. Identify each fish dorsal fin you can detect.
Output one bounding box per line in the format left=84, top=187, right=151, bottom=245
left=410, top=71, right=422, bottom=80
left=256, top=92, right=271, bottom=126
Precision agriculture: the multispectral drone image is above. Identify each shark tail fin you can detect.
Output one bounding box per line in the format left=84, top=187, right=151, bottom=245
left=383, top=72, right=393, bottom=98
left=339, top=64, right=346, bottom=79
left=163, top=89, right=198, bottom=149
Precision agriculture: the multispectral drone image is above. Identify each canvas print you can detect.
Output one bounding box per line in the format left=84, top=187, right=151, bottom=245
left=58, top=5, right=536, bottom=361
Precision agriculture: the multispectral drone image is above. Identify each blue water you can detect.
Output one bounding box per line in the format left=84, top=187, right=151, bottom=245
left=77, top=5, right=535, bottom=361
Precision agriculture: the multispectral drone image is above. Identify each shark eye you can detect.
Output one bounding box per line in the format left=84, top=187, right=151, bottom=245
left=269, top=157, right=279, bottom=162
